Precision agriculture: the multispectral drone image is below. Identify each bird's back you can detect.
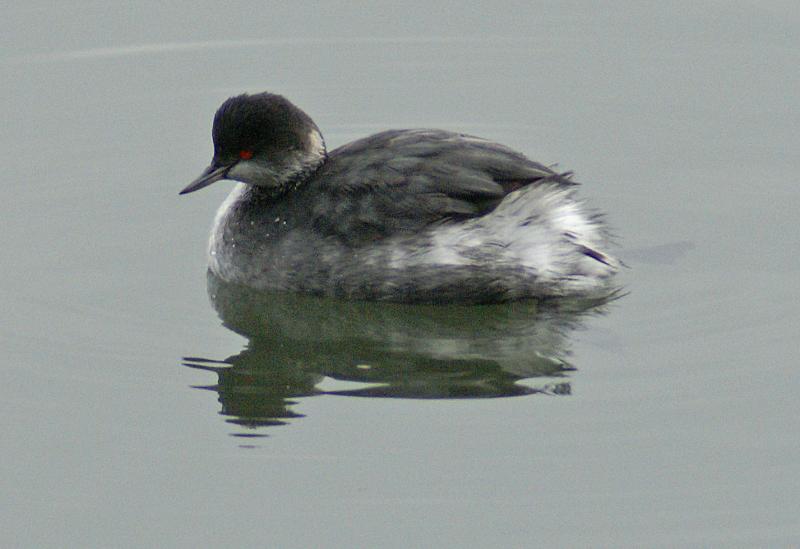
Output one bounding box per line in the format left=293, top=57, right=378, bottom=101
left=304, top=129, right=574, bottom=245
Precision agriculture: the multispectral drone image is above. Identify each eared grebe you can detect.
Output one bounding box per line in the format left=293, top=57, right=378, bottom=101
left=181, top=92, right=618, bottom=303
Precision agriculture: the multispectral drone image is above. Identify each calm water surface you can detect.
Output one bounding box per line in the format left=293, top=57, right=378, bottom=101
left=2, top=2, right=798, bottom=547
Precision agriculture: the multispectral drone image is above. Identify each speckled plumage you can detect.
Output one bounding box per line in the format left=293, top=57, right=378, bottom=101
left=183, top=92, right=618, bottom=303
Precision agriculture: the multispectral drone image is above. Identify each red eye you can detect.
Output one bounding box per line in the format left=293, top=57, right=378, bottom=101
left=239, top=150, right=253, bottom=160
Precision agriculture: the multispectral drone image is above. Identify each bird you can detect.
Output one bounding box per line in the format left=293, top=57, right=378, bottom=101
left=181, top=92, right=618, bottom=304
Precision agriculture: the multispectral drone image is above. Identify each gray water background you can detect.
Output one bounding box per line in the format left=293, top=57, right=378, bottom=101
left=2, top=2, right=798, bottom=547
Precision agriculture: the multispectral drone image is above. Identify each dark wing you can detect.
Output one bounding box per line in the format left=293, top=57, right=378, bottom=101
left=307, top=129, right=574, bottom=244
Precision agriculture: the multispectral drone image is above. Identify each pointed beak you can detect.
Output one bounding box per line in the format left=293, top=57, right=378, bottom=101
left=179, top=162, right=233, bottom=195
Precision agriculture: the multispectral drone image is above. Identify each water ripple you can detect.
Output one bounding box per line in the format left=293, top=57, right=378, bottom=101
left=4, top=36, right=546, bottom=65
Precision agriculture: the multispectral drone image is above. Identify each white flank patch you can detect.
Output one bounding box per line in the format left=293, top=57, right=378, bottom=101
left=399, top=183, right=614, bottom=286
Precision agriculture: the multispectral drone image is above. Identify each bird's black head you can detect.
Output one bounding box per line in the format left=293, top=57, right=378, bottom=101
left=181, top=92, right=326, bottom=195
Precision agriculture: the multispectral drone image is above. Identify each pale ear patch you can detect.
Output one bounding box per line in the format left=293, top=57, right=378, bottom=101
left=227, top=159, right=280, bottom=187
left=306, top=127, right=326, bottom=160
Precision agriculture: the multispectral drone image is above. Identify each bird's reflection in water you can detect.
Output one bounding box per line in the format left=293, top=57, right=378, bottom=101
left=183, top=272, right=617, bottom=437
